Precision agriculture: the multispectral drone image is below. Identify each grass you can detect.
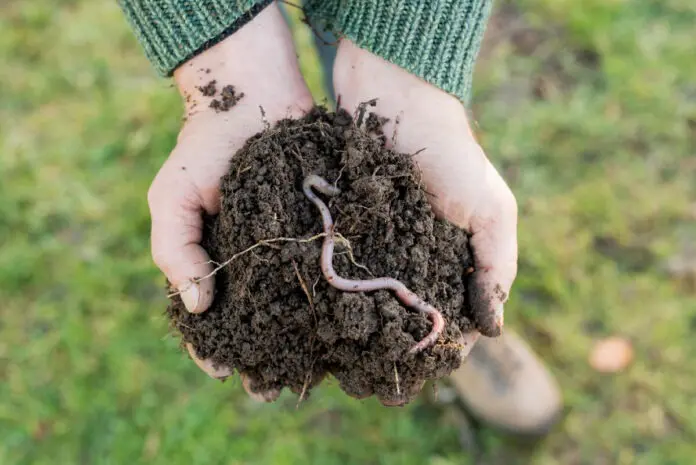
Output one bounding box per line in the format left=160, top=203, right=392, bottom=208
left=1, top=1, right=694, bottom=464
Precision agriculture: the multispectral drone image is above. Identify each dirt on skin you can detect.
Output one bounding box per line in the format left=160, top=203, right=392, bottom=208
left=210, top=85, right=245, bottom=112
left=196, top=80, right=217, bottom=97
left=167, top=106, right=487, bottom=404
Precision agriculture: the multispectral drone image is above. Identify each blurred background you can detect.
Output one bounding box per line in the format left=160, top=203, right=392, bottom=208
left=1, top=0, right=695, bottom=464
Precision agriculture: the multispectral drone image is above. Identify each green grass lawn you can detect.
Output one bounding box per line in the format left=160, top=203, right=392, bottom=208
left=1, top=1, right=695, bottom=464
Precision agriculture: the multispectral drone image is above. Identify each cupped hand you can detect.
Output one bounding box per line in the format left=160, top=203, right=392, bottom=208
left=333, top=40, right=518, bottom=405
left=147, top=5, right=312, bottom=398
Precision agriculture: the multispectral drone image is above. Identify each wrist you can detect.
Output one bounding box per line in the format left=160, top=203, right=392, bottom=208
left=334, top=40, right=475, bottom=140
left=305, top=0, right=492, bottom=104
left=174, top=4, right=312, bottom=118
left=119, top=0, right=273, bottom=77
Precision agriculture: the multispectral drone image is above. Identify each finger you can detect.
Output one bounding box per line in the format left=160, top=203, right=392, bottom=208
left=241, top=374, right=281, bottom=403
left=187, top=343, right=232, bottom=379
left=467, top=162, right=518, bottom=337
left=334, top=372, right=374, bottom=399
left=378, top=378, right=426, bottom=407
left=187, top=345, right=282, bottom=402
left=350, top=386, right=374, bottom=400
left=459, top=329, right=481, bottom=358
left=148, top=166, right=216, bottom=313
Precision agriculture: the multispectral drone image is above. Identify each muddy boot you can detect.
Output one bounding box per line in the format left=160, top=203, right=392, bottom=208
left=448, top=331, right=563, bottom=436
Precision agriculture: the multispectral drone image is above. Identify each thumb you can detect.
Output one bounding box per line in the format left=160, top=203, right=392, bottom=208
left=467, top=161, right=518, bottom=336
left=148, top=168, right=216, bottom=313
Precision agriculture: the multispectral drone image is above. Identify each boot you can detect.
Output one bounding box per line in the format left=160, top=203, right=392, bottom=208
left=447, top=331, right=563, bottom=436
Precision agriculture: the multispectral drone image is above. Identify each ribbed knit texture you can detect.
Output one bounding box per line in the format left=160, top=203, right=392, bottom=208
left=118, top=0, right=273, bottom=76
left=304, top=0, right=492, bottom=103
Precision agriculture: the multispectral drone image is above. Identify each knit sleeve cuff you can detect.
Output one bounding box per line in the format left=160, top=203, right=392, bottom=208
left=304, top=0, right=492, bottom=103
left=118, top=0, right=273, bottom=77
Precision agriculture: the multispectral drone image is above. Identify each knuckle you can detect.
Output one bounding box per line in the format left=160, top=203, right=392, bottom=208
left=147, top=160, right=181, bottom=212
left=149, top=227, right=177, bottom=277
left=150, top=242, right=171, bottom=273
left=147, top=178, right=163, bottom=211
left=498, top=185, right=518, bottom=218
left=506, top=259, right=519, bottom=281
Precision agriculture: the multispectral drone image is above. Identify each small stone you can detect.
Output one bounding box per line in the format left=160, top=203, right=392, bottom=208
left=589, top=336, right=634, bottom=373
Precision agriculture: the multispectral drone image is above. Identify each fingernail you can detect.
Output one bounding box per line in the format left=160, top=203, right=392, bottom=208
left=187, top=344, right=232, bottom=379
left=494, top=301, right=504, bottom=328
left=242, top=376, right=281, bottom=403
left=180, top=281, right=201, bottom=313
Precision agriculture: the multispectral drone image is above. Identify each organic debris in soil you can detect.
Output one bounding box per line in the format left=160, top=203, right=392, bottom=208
left=167, top=106, right=485, bottom=405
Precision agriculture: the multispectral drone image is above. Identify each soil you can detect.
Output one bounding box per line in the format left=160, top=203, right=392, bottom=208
left=196, top=80, right=217, bottom=97
left=167, top=106, right=484, bottom=405
left=209, top=85, right=244, bottom=112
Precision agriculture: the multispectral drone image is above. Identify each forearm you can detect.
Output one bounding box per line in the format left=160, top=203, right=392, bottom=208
left=117, top=0, right=273, bottom=76
left=305, top=0, right=493, bottom=103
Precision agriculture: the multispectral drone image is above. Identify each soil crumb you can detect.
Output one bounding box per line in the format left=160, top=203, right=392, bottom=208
left=210, top=85, right=244, bottom=112
left=167, top=106, right=482, bottom=404
left=197, top=80, right=217, bottom=97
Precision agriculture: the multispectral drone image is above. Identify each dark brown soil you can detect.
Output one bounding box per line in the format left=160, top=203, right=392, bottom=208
left=167, top=107, right=484, bottom=404
left=209, top=85, right=244, bottom=112
left=196, top=80, right=217, bottom=97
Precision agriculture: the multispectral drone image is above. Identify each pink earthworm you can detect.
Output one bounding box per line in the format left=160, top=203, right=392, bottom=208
left=302, top=174, right=445, bottom=354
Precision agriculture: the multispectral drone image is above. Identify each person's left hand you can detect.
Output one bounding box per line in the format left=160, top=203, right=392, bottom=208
left=332, top=40, right=518, bottom=405
left=147, top=4, right=313, bottom=401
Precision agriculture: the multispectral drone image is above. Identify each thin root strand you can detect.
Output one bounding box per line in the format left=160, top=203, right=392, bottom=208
left=167, top=233, right=327, bottom=298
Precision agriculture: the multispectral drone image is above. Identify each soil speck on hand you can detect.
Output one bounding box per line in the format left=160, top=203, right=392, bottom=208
left=210, top=85, right=244, bottom=112
left=196, top=80, right=217, bottom=97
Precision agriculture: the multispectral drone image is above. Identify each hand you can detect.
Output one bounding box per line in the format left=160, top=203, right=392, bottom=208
left=147, top=4, right=312, bottom=399
left=333, top=40, right=518, bottom=405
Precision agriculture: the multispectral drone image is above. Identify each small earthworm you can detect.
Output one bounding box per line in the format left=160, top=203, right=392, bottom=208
left=302, top=174, right=445, bottom=354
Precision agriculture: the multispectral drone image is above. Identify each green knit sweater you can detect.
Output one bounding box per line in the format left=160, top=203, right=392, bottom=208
left=117, top=0, right=492, bottom=103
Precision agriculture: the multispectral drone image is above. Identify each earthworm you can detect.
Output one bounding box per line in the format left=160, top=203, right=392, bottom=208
left=302, top=174, right=445, bottom=354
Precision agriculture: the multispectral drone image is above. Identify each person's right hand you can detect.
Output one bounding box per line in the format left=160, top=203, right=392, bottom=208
left=146, top=4, right=312, bottom=400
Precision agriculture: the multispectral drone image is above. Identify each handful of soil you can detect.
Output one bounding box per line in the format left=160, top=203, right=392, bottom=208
left=167, top=106, right=483, bottom=405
